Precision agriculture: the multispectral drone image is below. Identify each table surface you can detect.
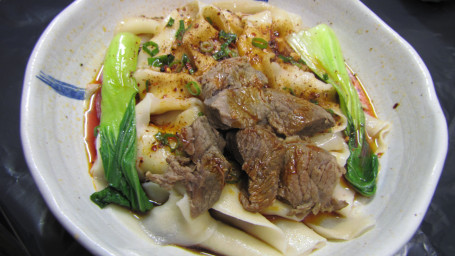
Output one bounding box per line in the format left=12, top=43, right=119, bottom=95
left=1, top=0, right=454, bottom=255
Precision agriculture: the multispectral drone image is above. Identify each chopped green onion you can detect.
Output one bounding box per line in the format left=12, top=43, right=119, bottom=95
left=283, top=87, right=295, bottom=96
left=278, top=55, right=304, bottom=69
left=326, top=108, right=335, bottom=115
left=252, top=37, right=268, bottom=49
left=148, top=54, right=175, bottom=67
left=155, top=132, right=181, bottom=152
left=175, top=20, right=191, bottom=44
left=169, top=60, right=183, bottom=72
left=142, top=41, right=159, bottom=57
left=186, top=63, right=195, bottom=74
left=309, top=99, right=319, bottom=105
left=205, top=17, right=213, bottom=25
left=200, top=41, right=214, bottom=53
left=181, top=54, right=196, bottom=74
left=198, top=112, right=204, bottom=116
left=182, top=53, right=190, bottom=65
left=185, top=81, right=201, bottom=96
left=229, top=51, right=238, bottom=57
left=166, top=17, right=175, bottom=27
left=145, top=80, right=151, bottom=91
left=213, top=30, right=237, bottom=60
left=176, top=20, right=185, bottom=41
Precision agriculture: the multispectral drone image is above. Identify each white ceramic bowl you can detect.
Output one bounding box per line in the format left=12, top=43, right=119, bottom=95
left=21, top=0, right=448, bottom=255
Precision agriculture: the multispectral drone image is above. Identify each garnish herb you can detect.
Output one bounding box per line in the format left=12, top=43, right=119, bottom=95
left=166, top=17, right=175, bottom=27
left=155, top=132, right=180, bottom=151
left=142, top=41, right=159, bottom=57
left=213, top=30, right=237, bottom=60
left=283, top=87, right=295, bottom=96
left=326, top=108, right=336, bottom=115
left=181, top=54, right=195, bottom=74
left=175, top=20, right=191, bottom=44
left=90, top=32, right=153, bottom=212
left=252, top=37, right=268, bottom=49
left=309, top=99, right=319, bottom=105
left=200, top=41, right=214, bottom=53
left=185, top=81, right=201, bottom=96
left=278, top=55, right=304, bottom=69
left=148, top=54, right=175, bottom=67
left=288, top=24, right=379, bottom=196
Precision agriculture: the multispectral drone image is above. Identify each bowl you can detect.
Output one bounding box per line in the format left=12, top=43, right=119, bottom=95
left=20, top=0, right=448, bottom=255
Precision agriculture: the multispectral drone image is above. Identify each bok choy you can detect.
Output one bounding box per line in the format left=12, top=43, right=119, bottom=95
left=90, top=32, right=153, bottom=212
left=287, top=24, right=378, bottom=196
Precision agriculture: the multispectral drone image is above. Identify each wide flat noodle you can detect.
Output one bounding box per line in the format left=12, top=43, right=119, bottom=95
left=141, top=191, right=284, bottom=256
left=268, top=62, right=337, bottom=103
left=134, top=69, right=195, bottom=99
left=141, top=191, right=217, bottom=245
left=365, top=113, right=391, bottom=155
left=214, top=0, right=271, bottom=14
left=261, top=200, right=306, bottom=222
left=331, top=179, right=356, bottom=217
left=115, top=17, right=163, bottom=35
left=142, top=181, right=169, bottom=204
left=310, top=132, right=350, bottom=168
left=200, top=221, right=283, bottom=256
left=201, top=5, right=244, bottom=35
left=304, top=209, right=375, bottom=240
left=212, top=184, right=287, bottom=253
left=272, top=219, right=326, bottom=256
left=237, top=10, right=272, bottom=72
left=135, top=93, right=202, bottom=175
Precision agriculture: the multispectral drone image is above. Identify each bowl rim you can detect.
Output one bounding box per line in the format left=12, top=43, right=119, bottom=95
left=20, top=0, right=449, bottom=255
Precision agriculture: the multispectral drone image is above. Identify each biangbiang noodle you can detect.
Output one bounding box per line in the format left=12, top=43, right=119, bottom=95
left=86, top=1, right=391, bottom=255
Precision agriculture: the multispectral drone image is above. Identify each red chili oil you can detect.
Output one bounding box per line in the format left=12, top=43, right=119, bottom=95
left=83, top=67, right=103, bottom=171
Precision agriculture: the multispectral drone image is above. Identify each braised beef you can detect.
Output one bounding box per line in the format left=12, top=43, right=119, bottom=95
left=204, top=87, right=335, bottom=136
left=204, top=87, right=270, bottom=130
left=146, top=155, right=194, bottom=191
left=278, top=140, right=347, bottom=217
left=150, top=59, right=347, bottom=218
left=232, top=126, right=285, bottom=212
left=198, top=57, right=268, bottom=100
left=179, top=116, right=226, bottom=161
left=266, top=89, right=336, bottom=136
left=147, top=116, right=232, bottom=218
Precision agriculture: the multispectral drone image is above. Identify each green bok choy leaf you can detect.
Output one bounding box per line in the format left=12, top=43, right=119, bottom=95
left=90, top=32, right=153, bottom=212
left=287, top=24, right=378, bottom=196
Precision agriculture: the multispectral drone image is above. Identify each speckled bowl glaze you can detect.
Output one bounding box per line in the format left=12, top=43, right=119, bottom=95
left=21, top=0, right=448, bottom=255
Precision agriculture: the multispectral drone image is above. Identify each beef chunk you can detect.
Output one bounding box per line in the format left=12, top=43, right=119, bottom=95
left=278, top=140, right=347, bottom=217
left=147, top=148, right=230, bottom=218
left=146, top=156, right=193, bottom=191
left=179, top=116, right=226, bottom=161
left=265, top=89, right=336, bottom=136
left=204, top=87, right=335, bottom=136
left=204, top=87, right=270, bottom=130
left=190, top=147, right=230, bottom=217
left=147, top=116, right=233, bottom=218
left=233, top=126, right=285, bottom=212
left=198, top=57, right=268, bottom=100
